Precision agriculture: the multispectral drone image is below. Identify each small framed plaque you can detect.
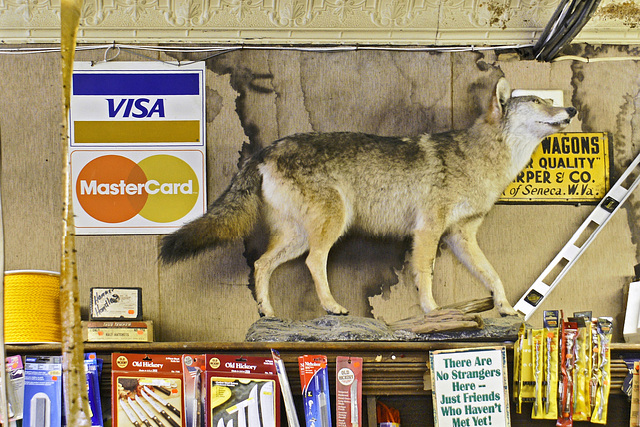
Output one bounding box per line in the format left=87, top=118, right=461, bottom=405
left=90, top=287, right=143, bottom=321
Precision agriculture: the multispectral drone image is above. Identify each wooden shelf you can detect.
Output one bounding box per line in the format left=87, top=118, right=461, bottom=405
left=9, top=341, right=507, bottom=396
left=9, top=341, right=639, bottom=425
left=7, top=340, right=516, bottom=353
left=8, top=341, right=639, bottom=396
left=13, top=340, right=640, bottom=352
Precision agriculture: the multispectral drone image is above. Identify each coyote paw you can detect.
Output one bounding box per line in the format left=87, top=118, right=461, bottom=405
left=258, top=301, right=275, bottom=317
left=495, top=301, right=518, bottom=317
left=420, top=297, right=440, bottom=314
left=325, top=302, right=349, bottom=316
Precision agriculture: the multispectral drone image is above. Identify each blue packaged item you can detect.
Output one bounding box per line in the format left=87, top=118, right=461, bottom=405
left=299, top=355, right=332, bottom=427
left=24, top=355, right=63, bottom=427
left=85, top=353, right=104, bottom=427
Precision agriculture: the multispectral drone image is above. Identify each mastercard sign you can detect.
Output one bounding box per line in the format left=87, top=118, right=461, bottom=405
left=69, top=62, right=206, bottom=234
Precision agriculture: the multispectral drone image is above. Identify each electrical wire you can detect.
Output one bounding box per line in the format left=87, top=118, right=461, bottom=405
left=3, top=41, right=638, bottom=65
left=552, top=55, right=640, bottom=62
left=0, top=42, right=536, bottom=64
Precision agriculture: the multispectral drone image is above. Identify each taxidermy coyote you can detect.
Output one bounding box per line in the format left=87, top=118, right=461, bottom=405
left=160, top=77, right=577, bottom=317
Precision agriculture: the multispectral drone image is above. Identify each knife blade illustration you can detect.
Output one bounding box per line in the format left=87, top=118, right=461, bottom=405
left=185, top=366, right=202, bottom=427
left=351, top=380, right=358, bottom=427
left=136, top=394, right=167, bottom=427
left=317, top=376, right=329, bottom=427
left=121, top=399, right=142, bottom=427
left=145, top=386, right=182, bottom=418
left=260, top=382, right=275, bottom=427
left=129, top=397, right=153, bottom=427
left=247, top=385, right=261, bottom=427
left=226, top=396, right=254, bottom=427
left=192, top=369, right=201, bottom=427
left=141, top=388, right=181, bottom=427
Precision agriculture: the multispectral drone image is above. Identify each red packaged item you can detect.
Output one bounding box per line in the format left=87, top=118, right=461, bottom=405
left=557, top=322, right=578, bottom=427
left=205, top=354, right=280, bottom=427
left=112, top=353, right=185, bottom=427
left=335, top=356, right=362, bottom=427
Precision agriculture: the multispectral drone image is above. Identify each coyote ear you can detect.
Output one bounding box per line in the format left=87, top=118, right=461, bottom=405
left=496, top=77, right=511, bottom=110
left=486, top=77, right=511, bottom=123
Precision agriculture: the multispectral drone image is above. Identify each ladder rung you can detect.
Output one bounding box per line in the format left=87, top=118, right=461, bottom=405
left=591, top=208, right=608, bottom=224
left=562, top=245, right=580, bottom=261
left=608, top=186, right=627, bottom=201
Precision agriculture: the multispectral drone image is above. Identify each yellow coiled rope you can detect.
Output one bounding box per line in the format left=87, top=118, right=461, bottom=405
left=4, top=271, right=61, bottom=343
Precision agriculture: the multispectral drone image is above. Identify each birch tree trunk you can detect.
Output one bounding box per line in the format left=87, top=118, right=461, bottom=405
left=60, top=0, right=92, bottom=425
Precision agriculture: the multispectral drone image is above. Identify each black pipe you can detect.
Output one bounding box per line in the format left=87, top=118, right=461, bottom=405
left=533, top=0, right=572, bottom=55
left=533, top=0, right=602, bottom=61
left=540, top=0, right=602, bottom=61
left=537, top=0, right=590, bottom=60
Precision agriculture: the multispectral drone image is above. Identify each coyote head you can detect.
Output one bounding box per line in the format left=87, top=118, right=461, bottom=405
left=504, top=94, right=577, bottom=141
left=487, top=78, right=577, bottom=171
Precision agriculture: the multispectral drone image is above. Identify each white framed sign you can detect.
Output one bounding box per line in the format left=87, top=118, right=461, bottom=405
left=430, top=347, right=511, bottom=427
left=69, top=61, right=206, bottom=234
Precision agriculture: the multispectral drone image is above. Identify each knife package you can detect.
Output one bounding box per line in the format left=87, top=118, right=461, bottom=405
left=299, top=355, right=333, bottom=427
left=335, top=356, right=362, bottom=427
left=183, top=354, right=207, bottom=427
left=23, top=356, right=63, bottom=427
left=111, top=353, right=186, bottom=427
left=205, top=354, right=280, bottom=427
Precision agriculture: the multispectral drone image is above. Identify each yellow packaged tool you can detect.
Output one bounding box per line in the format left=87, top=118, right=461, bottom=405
left=590, top=317, right=613, bottom=424
left=513, top=324, right=525, bottom=413
left=519, top=328, right=536, bottom=411
left=532, top=311, right=559, bottom=420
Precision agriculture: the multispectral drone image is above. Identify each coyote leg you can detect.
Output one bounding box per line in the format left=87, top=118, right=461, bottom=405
left=254, top=225, right=308, bottom=317
left=445, top=218, right=518, bottom=316
left=305, top=189, right=349, bottom=315
left=411, top=226, right=443, bottom=313
left=306, top=248, right=348, bottom=315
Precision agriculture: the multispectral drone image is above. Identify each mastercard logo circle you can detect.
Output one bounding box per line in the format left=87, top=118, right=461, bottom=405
left=76, top=154, right=199, bottom=224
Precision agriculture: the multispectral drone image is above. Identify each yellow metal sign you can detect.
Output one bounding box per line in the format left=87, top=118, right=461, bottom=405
left=500, top=133, right=611, bottom=203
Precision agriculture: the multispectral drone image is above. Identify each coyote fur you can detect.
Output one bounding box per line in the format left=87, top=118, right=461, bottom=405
left=160, top=77, right=577, bottom=317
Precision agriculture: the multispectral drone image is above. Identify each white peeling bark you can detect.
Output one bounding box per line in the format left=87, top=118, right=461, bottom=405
left=60, top=0, right=91, bottom=425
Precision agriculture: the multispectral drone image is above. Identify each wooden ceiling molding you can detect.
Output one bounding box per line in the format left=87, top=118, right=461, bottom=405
left=0, top=0, right=639, bottom=48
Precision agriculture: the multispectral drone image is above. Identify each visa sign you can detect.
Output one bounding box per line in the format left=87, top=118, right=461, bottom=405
left=107, top=98, right=165, bottom=118
left=69, top=62, right=207, bottom=235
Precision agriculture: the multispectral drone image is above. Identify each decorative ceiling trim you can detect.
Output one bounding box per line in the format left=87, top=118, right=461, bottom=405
left=0, top=0, right=638, bottom=45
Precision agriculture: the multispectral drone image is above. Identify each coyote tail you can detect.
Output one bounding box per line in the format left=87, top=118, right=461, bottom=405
left=159, top=156, right=262, bottom=263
